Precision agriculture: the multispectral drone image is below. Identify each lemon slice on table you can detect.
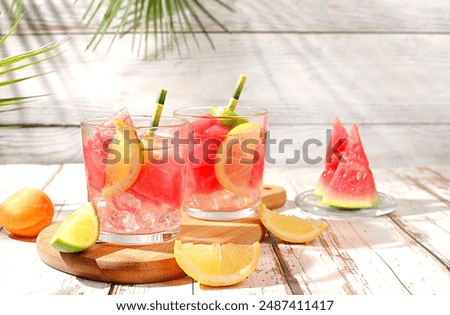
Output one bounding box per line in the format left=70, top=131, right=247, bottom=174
left=173, top=240, right=261, bottom=287
left=102, top=118, right=142, bottom=198
left=259, top=203, right=328, bottom=243
left=214, top=122, right=261, bottom=196
left=50, top=202, right=100, bottom=253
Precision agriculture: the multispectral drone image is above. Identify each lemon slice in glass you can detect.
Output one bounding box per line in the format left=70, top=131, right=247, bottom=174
left=214, top=122, right=261, bottom=196
left=50, top=202, right=100, bottom=253
left=102, top=118, right=142, bottom=198
left=173, top=240, right=261, bottom=287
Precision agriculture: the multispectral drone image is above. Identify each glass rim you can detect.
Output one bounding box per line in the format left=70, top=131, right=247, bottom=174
left=173, top=106, right=268, bottom=119
left=80, top=115, right=189, bottom=129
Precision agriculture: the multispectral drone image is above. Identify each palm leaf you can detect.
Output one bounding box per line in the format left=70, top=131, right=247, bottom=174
left=5, top=0, right=23, bottom=22
left=0, top=96, right=44, bottom=107
left=6, top=1, right=232, bottom=60
left=82, top=0, right=232, bottom=59
left=0, top=13, right=65, bottom=107
left=0, top=125, right=21, bottom=129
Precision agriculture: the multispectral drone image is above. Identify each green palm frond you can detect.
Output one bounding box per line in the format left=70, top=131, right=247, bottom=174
left=6, top=0, right=232, bottom=60
left=7, top=0, right=22, bottom=21
left=83, top=0, right=233, bottom=59
left=0, top=13, right=65, bottom=107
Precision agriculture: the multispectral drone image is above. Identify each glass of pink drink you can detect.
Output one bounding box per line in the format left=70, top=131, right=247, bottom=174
left=174, top=106, right=268, bottom=220
left=81, top=109, right=188, bottom=244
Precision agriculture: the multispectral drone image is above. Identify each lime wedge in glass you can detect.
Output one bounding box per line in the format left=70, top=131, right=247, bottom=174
left=209, top=75, right=249, bottom=128
left=209, top=106, right=249, bottom=128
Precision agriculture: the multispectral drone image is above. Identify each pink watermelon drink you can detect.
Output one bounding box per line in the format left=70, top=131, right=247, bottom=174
left=174, top=106, right=268, bottom=220
left=81, top=111, right=188, bottom=244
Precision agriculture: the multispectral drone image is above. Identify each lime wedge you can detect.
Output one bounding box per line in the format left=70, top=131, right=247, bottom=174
left=209, top=75, right=249, bottom=128
left=210, top=106, right=248, bottom=128
left=50, top=202, right=100, bottom=253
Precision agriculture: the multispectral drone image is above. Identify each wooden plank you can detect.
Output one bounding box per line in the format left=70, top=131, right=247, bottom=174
left=0, top=164, right=62, bottom=200
left=386, top=167, right=450, bottom=270
left=1, top=124, right=449, bottom=168
left=415, top=167, right=450, bottom=202
left=264, top=125, right=450, bottom=170
left=433, top=167, right=450, bottom=179
left=6, top=0, right=450, bottom=33
left=110, top=278, right=194, bottom=295
left=43, top=163, right=88, bottom=212
left=2, top=34, right=450, bottom=126
left=319, top=218, right=449, bottom=294
left=0, top=233, right=112, bottom=294
left=276, top=168, right=450, bottom=295
left=0, top=127, right=83, bottom=164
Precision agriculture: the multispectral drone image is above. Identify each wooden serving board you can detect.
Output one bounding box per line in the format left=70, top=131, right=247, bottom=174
left=36, top=185, right=286, bottom=284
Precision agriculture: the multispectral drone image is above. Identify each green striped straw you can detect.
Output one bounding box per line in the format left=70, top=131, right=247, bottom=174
left=148, top=89, right=167, bottom=136
left=226, top=74, right=247, bottom=111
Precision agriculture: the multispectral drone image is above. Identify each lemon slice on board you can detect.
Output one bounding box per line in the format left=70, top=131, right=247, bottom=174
left=173, top=240, right=261, bottom=287
left=102, top=118, right=142, bottom=198
left=214, top=122, right=261, bottom=196
left=259, top=203, right=328, bottom=243
left=50, top=202, right=100, bottom=253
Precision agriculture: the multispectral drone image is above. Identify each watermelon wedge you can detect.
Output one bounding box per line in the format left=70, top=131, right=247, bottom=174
left=313, top=117, right=348, bottom=197
left=321, top=124, right=379, bottom=209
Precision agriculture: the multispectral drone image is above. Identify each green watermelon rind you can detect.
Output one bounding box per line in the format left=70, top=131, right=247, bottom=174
left=313, top=180, right=327, bottom=197
left=321, top=194, right=380, bottom=210
left=313, top=186, right=326, bottom=198
left=313, top=170, right=334, bottom=197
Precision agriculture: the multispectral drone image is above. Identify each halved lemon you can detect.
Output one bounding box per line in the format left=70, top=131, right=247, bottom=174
left=259, top=203, right=328, bottom=243
left=214, top=122, right=261, bottom=196
left=102, top=118, right=142, bottom=197
left=50, top=202, right=100, bottom=253
left=173, top=240, right=261, bottom=287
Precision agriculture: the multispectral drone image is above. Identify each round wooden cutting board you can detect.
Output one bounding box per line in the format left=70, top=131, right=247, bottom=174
left=36, top=185, right=286, bottom=284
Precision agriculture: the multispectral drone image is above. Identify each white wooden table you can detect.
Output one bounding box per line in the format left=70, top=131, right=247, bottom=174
left=1, top=164, right=449, bottom=295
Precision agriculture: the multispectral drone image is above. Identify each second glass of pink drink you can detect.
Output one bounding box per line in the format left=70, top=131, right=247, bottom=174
left=81, top=103, right=188, bottom=244
left=174, top=75, right=268, bottom=220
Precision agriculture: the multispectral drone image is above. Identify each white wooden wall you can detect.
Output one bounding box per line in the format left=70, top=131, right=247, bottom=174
left=1, top=0, right=449, bottom=168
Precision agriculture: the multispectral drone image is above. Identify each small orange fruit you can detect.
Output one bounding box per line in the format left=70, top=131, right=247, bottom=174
left=0, top=188, right=54, bottom=237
